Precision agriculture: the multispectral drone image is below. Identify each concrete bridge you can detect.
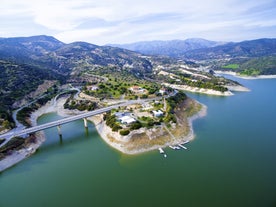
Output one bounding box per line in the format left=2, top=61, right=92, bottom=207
left=0, top=99, right=152, bottom=140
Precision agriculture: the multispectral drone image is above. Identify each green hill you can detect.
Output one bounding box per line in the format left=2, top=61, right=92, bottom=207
left=218, top=56, right=276, bottom=76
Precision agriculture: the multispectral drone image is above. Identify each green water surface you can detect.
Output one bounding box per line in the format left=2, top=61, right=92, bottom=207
left=1, top=77, right=276, bottom=207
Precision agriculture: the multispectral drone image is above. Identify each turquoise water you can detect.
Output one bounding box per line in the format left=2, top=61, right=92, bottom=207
left=1, top=77, right=276, bottom=207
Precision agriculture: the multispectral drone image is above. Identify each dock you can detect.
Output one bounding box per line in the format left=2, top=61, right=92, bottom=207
left=178, top=144, right=187, bottom=150
left=169, top=145, right=181, bottom=150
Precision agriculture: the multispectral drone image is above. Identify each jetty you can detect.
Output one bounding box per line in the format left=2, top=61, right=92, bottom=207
left=169, top=145, right=181, bottom=150
left=178, top=144, right=187, bottom=150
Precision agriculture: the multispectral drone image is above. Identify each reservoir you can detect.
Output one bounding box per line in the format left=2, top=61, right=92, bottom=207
left=1, top=76, right=276, bottom=207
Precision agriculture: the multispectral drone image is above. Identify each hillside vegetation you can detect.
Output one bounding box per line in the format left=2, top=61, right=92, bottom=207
left=215, top=56, right=276, bottom=76
left=0, top=60, right=64, bottom=128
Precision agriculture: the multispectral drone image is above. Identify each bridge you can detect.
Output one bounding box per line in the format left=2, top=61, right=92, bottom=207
left=0, top=99, right=154, bottom=140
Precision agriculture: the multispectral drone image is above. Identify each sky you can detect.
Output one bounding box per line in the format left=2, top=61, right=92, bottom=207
left=1, top=0, right=276, bottom=45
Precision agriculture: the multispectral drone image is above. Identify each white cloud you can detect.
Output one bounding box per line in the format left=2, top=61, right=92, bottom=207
left=1, top=0, right=275, bottom=44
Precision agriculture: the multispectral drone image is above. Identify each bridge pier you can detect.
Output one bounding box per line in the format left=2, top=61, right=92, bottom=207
left=83, top=118, right=88, bottom=128
left=57, top=125, right=62, bottom=136
left=59, top=134, right=63, bottom=144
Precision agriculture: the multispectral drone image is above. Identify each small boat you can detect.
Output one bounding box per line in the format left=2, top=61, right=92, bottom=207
left=158, top=148, right=164, bottom=154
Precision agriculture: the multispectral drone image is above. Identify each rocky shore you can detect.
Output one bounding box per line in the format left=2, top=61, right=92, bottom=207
left=89, top=101, right=207, bottom=155
left=164, top=83, right=234, bottom=96
left=0, top=97, right=75, bottom=172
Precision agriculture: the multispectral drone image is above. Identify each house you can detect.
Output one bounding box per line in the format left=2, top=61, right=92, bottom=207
left=115, top=112, right=136, bottom=125
left=159, top=87, right=167, bottom=95
left=152, top=110, right=164, bottom=117
left=119, top=116, right=136, bottom=125
left=129, top=86, right=145, bottom=94
left=91, top=86, right=99, bottom=91
left=87, top=85, right=99, bottom=91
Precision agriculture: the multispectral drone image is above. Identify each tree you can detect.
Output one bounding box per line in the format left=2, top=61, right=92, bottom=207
left=120, top=129, right=130, bottom=136
left=130, top=122, right=142, bottom=130
left=2, top=120, right=10, bottom=129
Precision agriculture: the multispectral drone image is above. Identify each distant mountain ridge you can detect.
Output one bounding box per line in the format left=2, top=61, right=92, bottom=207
left=109, top=38, right=224, bottom=58
left=0, top=35, right=153, bottom=76
left=110, top=38, right=276, bottom=61
left=0, top=35, right=64, bottom=59
left=184, top=38, right=276, bottom=60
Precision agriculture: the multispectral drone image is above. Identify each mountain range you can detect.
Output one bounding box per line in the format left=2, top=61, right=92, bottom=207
left=109, top=38, right=224, bottom=58
left=112, top=38, right=276, bottom=76
left=111, top=38, right=276, bottom=60
left=0, top=35, right=153, bottom=76
left=183, top=38, right=276, bottom=60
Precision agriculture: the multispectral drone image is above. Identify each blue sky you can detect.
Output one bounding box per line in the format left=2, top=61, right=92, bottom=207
left=1, top=0, right=276, bottom=45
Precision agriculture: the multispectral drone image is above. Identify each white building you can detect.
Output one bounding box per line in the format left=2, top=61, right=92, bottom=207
left=152, top=110, right=164, bottom=117
left=159, top=87, right=167, bottom=95
left=119, top=116, right=136, bottom=125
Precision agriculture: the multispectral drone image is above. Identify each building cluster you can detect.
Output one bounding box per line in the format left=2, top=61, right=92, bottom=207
left=114, top=101, right=165, bottom=128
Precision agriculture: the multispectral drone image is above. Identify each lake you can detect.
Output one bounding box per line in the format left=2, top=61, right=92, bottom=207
left=1, top=76, right=276, bottom=207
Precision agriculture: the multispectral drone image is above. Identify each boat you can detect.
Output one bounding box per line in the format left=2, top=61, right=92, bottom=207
left=158, top=148, right=164, bottom=154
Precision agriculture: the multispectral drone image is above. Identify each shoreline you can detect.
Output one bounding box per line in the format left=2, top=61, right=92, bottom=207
left=215, top=70, right=276, bottom=80
left=0, top=97, right=77, bottom=173
left=163, top=83, right=233, bottom=96
left=89, top=101, right=207, bottom=155
left=0, top=132, right=45, bottom=172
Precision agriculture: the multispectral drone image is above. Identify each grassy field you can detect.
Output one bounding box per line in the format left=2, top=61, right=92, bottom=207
left=222, top=64, right=239, bottom=69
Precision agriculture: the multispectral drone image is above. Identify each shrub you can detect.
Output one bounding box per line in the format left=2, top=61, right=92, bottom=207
left=120, top=129, right=130, bottom=136
left=130, top=122, right=142, bottom=130
left=112, top=124, right=122, bottom=132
